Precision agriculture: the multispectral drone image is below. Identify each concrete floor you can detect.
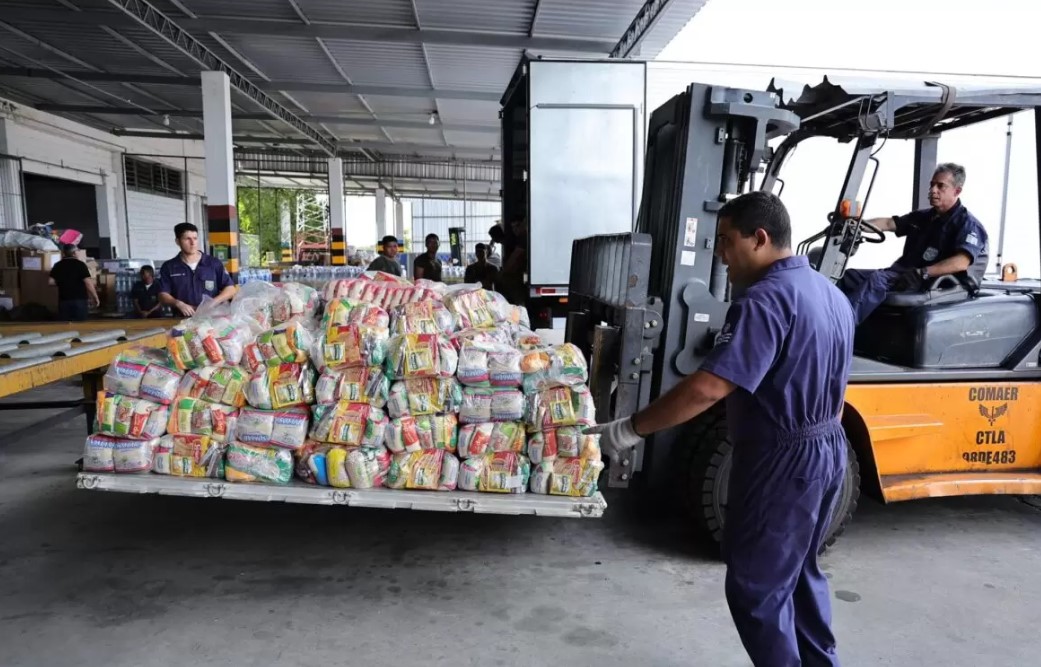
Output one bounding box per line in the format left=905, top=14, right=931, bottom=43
left=3, top=384, right=1041, bottom=666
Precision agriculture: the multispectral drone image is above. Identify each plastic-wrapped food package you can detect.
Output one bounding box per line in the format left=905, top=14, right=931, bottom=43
left=443, top=287, right=509, bottom=330
left=225, top=442, right=294, bottom=484
left=242, top=320, right=314, bottom=371
left=167, top=315, right=257, bottom=370
left=175, top=364, right=248, bottom=407
left=456, top=422, right=526, bottom=459
left=245, top=363, right=316, bottom=410
left=386, top=450, right=459, bottom=491
left=322, top=299, right=391, bottom=332
left=102, top=347, right=183, bottom=405
left=231, top=281, right=281, bottom=330
left=458, top=452, right=530, bottom=494
left=390, top=300, right=456, bottom=335
left=82, top=434, right=116, bottom=472
left=507, top=305, right=531, bottom=330
left=385, top=334, right=459, bottom=380
left=294, top=441, right=331, bottom=485
left=96, top=392, right=169, bottom=440
left=310, top=402, right=388, bottom=448
left=530, top=457, right=605, bottom=497
left=386, top=378, right=462, bottom=418
left=113, top=438, right=158, bottom=473
left=515, top=331, right=544, bottom=351
left=323, top=278, right=441, bottom=311
left=235, top=405, right=310, bottom=450
left=521, top=343, right=590, bottom=392
left=275, top=282, right=320, bottom=323
left=457, top=341, right=522, bottom=388
left=167, top=397, right=238, bottom=442
left=386, top=413, right=459, bottom=454
left=527, top=426, right=579, bottom=464
left=413, top=278, right=448, bottom=299
left=314, top=366, right=389, bottom=407
left=459, top=387, right=525, bottom=424
left=312, top=325, right=389, bottom=371
left=450, top=326, right=514, bottom=350
left=525, top=385, right=596, bottom=432
left=324, top=445, right=392, bottom=489
left=153, top=433, right=226, bottom=478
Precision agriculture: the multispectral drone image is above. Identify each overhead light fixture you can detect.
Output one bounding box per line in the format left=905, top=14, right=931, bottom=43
left=162, top=114, right=171, bottom=127
left=428, top=110, right=438, bottom=126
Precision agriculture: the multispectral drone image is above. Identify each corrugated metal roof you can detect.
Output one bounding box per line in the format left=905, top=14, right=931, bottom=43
left=425, top=45, right=523, bottom=92
left=363, top=95, right=437, bottom=115
left=434, top=99, right=501, bottom=124
left=635, top=0, right=710, bottom=55
left=442, top=129, right=498, bottom=148
left=385, top=127, right=445, bottom=144
left=320, top=124, right=387, bottom=141
left=216, top=34, right=347, bottom=83
left=294, top=0, right=417, bottom=27
left=176, top=0, right=301, bottom=21
left=274, top=91, right=367, bottom=114
left=535, top=0, right=647, bottom=38
left=321, top=39, right=431, bottom=88
left=415, top=0, right=534, bottom=33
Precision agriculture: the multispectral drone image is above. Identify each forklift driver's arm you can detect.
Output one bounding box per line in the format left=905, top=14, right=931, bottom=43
left=923, top=251, right=972, bottom=278
left=631, top=370, right=735, bottom=437
left=863, top=216, right=898, bottom=233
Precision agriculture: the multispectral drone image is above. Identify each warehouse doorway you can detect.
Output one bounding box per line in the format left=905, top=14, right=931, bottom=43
left=23, top=173, right=100, bottom=256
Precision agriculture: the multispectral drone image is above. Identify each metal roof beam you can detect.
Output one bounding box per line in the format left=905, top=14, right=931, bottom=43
left=611, top=0, right=674, bottom=58
left=0, top=67, right=501, bottom=101
left=103, top=0, right=336, bottom=156
left=0, top=7, right=617, bottom=52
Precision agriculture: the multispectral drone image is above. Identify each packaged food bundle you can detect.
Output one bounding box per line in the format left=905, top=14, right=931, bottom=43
left=236, top=405, right=310, bottom=450
left=167, top=315, right=256, bottom=370
left=443, top=287, right=510, bottom=330
left=530, top=457, right=605, bottom=497
left=82, top=434, right=159, bottom=473
left=242, top=320, right=314, bottom=371
left=310, top=402, right=388, bottom=448
left=325, top=445, right=392, bottom=489
left=458, top=452, right=530, bottom=494
left=521, top=343, right=590, bottom=392
left=275, top=282, right=319, bottom=323
left=322, top=299, right=390, bottom=333
left=457, top=340, right=523, bottom=388
left=322, top=278, right=441, bottom=310
left=175, top=364, right=248, bottom=407
left=102, top=347, right=182, bottom=405
left=449, top=326, right=514, bottom=351
left=167, top=397, right=238, bottom=442
left=390, top=300, right=456, bottom=335
left=312, top=324, right=389, bottom=371
left=459, top=387, right=525, bottom=424
left=225, top=442, right=293, bottom=484
left=152, top=433, right=226, bottom=478
left=245, top=363, right=316, bottom=410
left=386, top=377, right=462, bottom=418
left=96, top=392, right=169, bottom=440
left=386, top=413, right=459, bottom=454
left=315, top=366, right=389, bottom=407
left=527, top=426, right=602, bottom=464
left=385, top=334, right=459, bottom=380
left=414, top=279, right=449, bottom=299
left=515, top=331, right=544, bottom=351
left=231, top=281, right=281, bottom=330
left=386, top=449, right=459, bottom=491
left=294, top=441, right=330, bottom=485
left=456, top=421, right=526, bottom=459
left=525, top=385, right=596, bottom=432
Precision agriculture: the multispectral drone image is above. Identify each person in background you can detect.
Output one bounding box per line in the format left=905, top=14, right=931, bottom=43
left=413, top=233, right=443, bottom=282
left=132, top=265, right=163, bottom=318
left=156, top=222, right=236, bottom=317
left=495, top=214, right=528, bottom=306
left=465, top=243, right=499, bottom=290
left=486, top=223, right=504, bottom=268
left=48, top=243, right=99, bottom=321
left=367, top=235, right=402, bottom=276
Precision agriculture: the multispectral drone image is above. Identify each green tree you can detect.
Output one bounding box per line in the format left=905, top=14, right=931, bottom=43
left=237, top=187, right=294, bottom=259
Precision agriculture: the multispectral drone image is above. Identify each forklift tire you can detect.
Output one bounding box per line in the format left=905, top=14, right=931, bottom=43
left=687, top=412, right=860, bottom=556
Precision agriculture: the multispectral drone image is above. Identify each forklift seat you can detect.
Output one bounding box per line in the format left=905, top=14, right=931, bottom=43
left=882, top=273, right=977, bottom=308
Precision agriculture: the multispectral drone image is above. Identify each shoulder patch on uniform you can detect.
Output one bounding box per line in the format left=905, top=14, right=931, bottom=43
left=966, top=232, right=980, bottom=246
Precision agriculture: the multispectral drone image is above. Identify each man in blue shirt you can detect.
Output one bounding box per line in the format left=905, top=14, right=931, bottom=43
left=837, top=162, right=988, bottom=323
left=590, top=191, right=854, bottom=666
left=131, top=265, right=163, bottom=318
left=156, top=222, right=236, bottom=317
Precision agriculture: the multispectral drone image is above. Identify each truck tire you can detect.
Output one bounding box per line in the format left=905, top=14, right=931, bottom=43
left=686, top=412, right=860, bottom=555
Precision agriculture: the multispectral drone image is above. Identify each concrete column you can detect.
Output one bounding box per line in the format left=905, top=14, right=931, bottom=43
left=394, top=198, right=404, bottom=243
left=0, top=118, right=25, bottom=230
left=375, top=187, right=387, bottom=240
left=201, top=71, right=239, bottom=276
left=279, top=196, right=292, bottom=263
left=328, top=157, right=346, bottom=266
left=95, top=170, right=122, bottom=259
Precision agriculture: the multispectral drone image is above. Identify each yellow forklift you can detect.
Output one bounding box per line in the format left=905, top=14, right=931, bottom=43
left=564, top=76, right=1041, bottom=552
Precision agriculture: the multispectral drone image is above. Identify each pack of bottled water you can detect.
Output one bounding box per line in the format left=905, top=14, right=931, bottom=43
left=280, top=266, right=362, bottom=290
left=238, top=267, right=273, bottom=285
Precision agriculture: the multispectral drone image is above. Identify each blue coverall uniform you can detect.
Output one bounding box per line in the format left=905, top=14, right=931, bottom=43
left=699, top=255, right=855, bottom=667
left=156, top=253, right=235, bottom=308
left=837, top=200, right=988, bottom=323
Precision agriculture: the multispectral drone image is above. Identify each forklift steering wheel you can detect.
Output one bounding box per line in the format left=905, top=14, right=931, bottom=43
left=857, top=219, right=886, bottom=244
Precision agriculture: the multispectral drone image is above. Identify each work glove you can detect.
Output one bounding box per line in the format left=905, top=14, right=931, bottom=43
left=892, top=266, right=925, bottom=292
left=585, top=417, right=644, bottom=466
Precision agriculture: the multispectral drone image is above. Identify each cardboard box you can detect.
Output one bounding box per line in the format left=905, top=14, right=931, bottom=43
left=0, top=268, right=18, bottom=290
left=0, top=248, right=17, bottom=268
left=20, top=250, right=62, bottom=272
left=18, top=270, right=58, bottom=313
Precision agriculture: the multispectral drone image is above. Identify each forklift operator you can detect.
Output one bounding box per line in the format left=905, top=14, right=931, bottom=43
left=836, top=162, right=988, bottom=323
left=590, top=191, right=854, bottom=667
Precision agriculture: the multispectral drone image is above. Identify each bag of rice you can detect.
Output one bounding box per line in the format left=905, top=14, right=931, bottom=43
left=312, top=324, right=389, bottom=371
left=225, top=442, right=294, bottom=484
left=154, top=433, right=226, bottom=478
left=167, top=397, right=239, bottom=442
left=82, top=434, right=116, bottom=472
left=103, top=347, right=182, bottom=405
left=443, top=287, right=511, bottom=330
left=322, top=299, right=391, bottom=332
left=242, top=320, right=314, bottom=372
left=449, top=327, right=514, bottom=351
left=456, top=421, right=526, bottom=459
left=385, top=377, right=462, bottom=418
left=275, top=282, right=319, bottom=323
left=390, top=300, right=456, bottom=335
left=245, top=363, right=316, bottom=410
left=459, top=387, right=525, bottom=424
left=530, top=457, right=605, bottom=497
left=521, top=343, right=589, bottom=392
left=386, top=449, right=459, bottom=491
left=527, top=426, right=583, bottom=464
left=385, top=334, right=458, bottom=380
left=457, top=341, right=522, bottom=388
left=309, top=402, right=388, bottom=448
left=324, top=445, right=392, bottom=489
left=113, top=437, right=159, bottom=473
left=175, top=364, right=248, bottom=407
left=458, top=452, right=530, bottom=494
left=166, top=315, right=257, bottom=370
left=525, top=385, right=596, bottom=432
left=386, top=413, right=459, bottom=454
left=314, top=366, right=389, bottom=407
left=235, top=405, right=310, bottom=450
left=96, top=391, right=169, bottom=440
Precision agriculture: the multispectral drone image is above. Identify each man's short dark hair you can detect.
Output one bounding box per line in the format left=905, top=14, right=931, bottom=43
left=140, top=265, right=155, bottom=276
left=475, top=243, right=487, bottom=252
left=174, top=222, right=197, bottom=239
left=425, top=233, right=439, bottom=243
left=488, top=225, right=504, bottom=242
left=717, top=191, right=792, bottom=249
left=381, top=235, right=399, bottom=246
left=61, top=243, right=78, bottom=257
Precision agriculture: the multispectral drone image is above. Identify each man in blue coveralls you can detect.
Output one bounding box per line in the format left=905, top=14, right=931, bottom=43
left=590, top=191, right=854, bottom=666
left=157, top=222, right=237, bottom=317
left=836, top=162, right=988, bottom=323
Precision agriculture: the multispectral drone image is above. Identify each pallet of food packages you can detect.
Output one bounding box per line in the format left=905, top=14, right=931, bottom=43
left=79, top=272, right=607, bottom=516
